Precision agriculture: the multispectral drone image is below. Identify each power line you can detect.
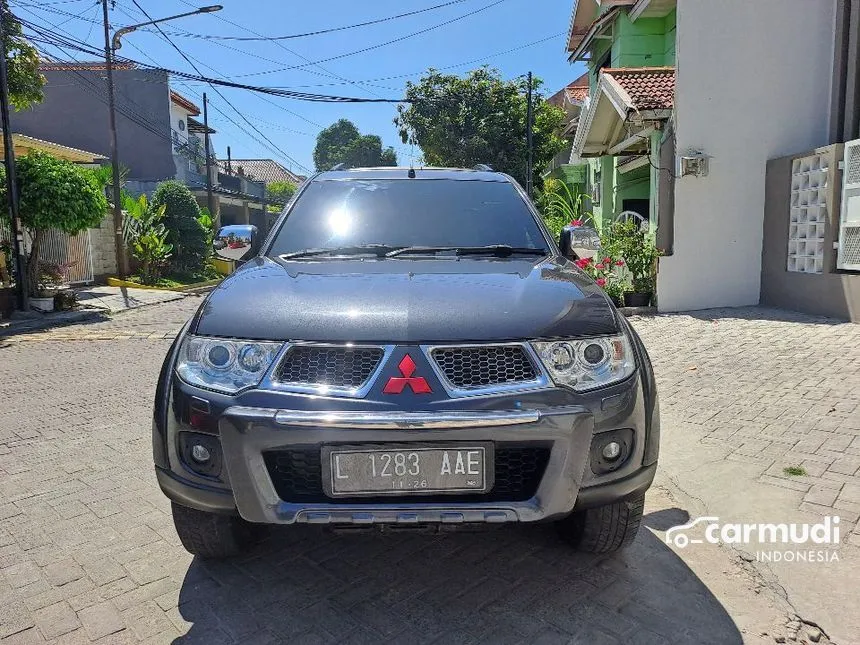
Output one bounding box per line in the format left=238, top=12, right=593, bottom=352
left=172, top=0, right=390, bottom=102
left=127, top=0, right=311, bottom=173
left=18, top=8, right=308, bottom=170
left=271, top=31, right=567, bottom=88
left=234, top=0, right=510, bottom=78
left=166, top=0, right=472, bottom=41
left=19, top=2, right=562, bottom=94
left=20, top=16, right=407, bottom=102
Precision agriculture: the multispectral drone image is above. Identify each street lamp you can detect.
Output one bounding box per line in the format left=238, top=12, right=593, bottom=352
left=100, top=2, right=222, bottom=277
left=111, top=6, right=223, bottom=53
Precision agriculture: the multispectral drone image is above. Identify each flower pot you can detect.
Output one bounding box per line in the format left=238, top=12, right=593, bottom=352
left=610, top=296, right=624, bottom=308
left=624, top=291, right=652, bottom=307
left=30, top=296, right=55, bottom=313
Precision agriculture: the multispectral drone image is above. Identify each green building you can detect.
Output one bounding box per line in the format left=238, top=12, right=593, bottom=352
left=566, top=0, right=676, bottom=233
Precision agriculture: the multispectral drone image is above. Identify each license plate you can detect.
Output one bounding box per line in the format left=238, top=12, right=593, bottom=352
left=322, top=445, right=492, bottom=497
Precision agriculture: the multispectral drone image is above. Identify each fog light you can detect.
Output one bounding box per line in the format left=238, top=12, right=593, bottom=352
left=602, top=441, right=621, bottom=461
left=589, top=429, right=634, bottom=475
left=191, top=444, right=211, bottom=463
left=179, top=432, right=222, bottom=478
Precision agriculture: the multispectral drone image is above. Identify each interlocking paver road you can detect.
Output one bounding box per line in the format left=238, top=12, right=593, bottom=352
left=1, top=299, right=856, bottom=644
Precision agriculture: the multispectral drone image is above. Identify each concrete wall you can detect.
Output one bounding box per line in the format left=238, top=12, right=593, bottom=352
left=760, top=146, right=860, bottom=321
left=11, top=69, right=176, bottom=182
left=89, top=212, right=118, bottom=282
left=657, top=0, right=836, bottom=312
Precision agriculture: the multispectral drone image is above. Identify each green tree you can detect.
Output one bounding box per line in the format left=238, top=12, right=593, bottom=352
left=2, top=3, right=45, bottom=110
left=150, top=180, right=208, bottom=276
left=394, top=67, right=566, bottom=187
left=313, top=118, right=398, bottom=171
left=266, top=180, right=296, bottom=205
left=0, top=151, right=107, bottom=296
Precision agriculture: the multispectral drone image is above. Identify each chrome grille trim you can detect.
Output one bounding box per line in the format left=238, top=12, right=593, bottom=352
left=261, top=343, right=394, bottom=398
left=422, top=342, right=549, bottom=398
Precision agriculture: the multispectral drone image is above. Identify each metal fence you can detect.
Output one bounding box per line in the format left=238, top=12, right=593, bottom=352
left=0, top=222, right=94, bottom=285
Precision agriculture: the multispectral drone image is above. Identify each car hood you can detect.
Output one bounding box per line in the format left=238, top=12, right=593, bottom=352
left=194, top=256, right=619, bottom=342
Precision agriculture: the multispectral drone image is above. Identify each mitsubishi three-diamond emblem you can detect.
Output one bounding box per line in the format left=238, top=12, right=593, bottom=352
left=383, top=354, right=432, bottom=394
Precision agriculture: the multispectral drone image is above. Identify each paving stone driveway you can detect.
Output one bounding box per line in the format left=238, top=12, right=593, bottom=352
left=0, top=299, right=856, bottom=644
left=632, top=308, right=860, bottom=528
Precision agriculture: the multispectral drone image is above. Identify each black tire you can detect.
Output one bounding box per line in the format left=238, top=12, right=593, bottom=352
left=171, top=502, right=255, bottom=559
left=556, top=492, right=645, bottom=554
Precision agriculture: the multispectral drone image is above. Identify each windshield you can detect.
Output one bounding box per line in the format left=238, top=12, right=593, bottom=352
left=267, top=178, right=548, bottom=257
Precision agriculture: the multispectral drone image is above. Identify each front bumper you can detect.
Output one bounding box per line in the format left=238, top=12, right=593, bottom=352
left=156, top=388, right=656, bottom=525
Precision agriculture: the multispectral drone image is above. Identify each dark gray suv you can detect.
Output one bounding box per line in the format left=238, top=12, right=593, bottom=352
left=153, top=167, right=659, bottom=558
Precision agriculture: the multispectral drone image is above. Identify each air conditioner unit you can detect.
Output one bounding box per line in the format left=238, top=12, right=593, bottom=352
left=837, top=138, right=860, bottom=270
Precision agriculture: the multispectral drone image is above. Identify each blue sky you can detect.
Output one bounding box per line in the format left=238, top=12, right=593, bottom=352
left=17, top=0, right=587, bottom=175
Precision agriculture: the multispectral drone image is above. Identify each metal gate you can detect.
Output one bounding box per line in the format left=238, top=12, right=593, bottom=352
left=0, top=225, right=95, bottom=285
left=38, top=229, right=94, bottom=284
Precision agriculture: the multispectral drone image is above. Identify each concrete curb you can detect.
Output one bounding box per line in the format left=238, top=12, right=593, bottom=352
left=106, top=277, right=222, bottom=292
left=619, top=306, right=658, bottom=317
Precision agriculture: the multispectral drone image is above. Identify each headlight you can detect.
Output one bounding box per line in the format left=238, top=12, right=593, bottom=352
left=176, top=335, right=282, bottom=394
left=532, top=335, right=635, bottom=392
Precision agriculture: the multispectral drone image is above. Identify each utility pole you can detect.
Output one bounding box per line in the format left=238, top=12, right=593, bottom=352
left=526, top=71, right=534, bottom=198
left=226, top=146, right=232, bottom=174
left=0, top=6, right=27, bottom=309
left=202, top=92, right=214, bottom=217
left=101, top=0, right=127, bottom=277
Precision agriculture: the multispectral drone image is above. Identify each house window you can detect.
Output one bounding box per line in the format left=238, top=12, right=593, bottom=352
left=178, top=119, right=185, bottom=132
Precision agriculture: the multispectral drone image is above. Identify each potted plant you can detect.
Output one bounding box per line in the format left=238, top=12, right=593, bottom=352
left=31, top=261, right=71, bottom=312
left=602, top=220, right=659, bottom=307
left=573, top=255, right=630, bottom=307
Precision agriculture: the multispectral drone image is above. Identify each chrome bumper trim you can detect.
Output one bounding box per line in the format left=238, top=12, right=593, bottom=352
left=225, top=406, right=541, bottom=429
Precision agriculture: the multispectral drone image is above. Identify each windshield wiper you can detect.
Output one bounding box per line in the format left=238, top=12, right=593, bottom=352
left=279, top=244, right=402, bottom=260
left=386, top=244, right=547, bottom=258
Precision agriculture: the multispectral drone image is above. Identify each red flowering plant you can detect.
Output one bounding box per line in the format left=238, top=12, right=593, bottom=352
left=572, top=254, right=631, bottom=304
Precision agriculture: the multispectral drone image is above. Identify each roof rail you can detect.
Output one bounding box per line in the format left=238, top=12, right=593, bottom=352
left=472, top=164, right=494, bottom=172
left=330, top=163, right=348, bottom=171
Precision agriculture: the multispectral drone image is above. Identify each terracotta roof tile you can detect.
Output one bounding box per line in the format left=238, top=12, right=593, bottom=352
left=549, top=73, right=589, bottom=107
left=216, top=158, right=303, bottom=185
left=170, top=90, right=200, bottom=116
left=603, top=66, right=674, bottom=111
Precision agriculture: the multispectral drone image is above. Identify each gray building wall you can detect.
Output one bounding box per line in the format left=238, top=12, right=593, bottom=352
left=11, top=68, right=177, bottom=182
left=760, top=145, right=860, bottom=322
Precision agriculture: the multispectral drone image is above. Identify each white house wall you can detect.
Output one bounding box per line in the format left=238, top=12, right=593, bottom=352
left=658, top=0, right=835, bottom=311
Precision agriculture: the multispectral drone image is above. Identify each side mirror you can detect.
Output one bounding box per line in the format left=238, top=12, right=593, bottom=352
left=214, top=225, right=258, bottom=263
left=559, top=225, right=601, bottom=260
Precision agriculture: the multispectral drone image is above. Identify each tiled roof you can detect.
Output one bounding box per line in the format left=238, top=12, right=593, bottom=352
left=602, top=66, right=675, bottom=111
left=170, top=90, right=200, bottom=116
left=216, top=158, right=303, bottom=184
left=41, top=62, right=136, bottom=71
left=548, top=73, right=589, bottom=108
left=565, top=73, right=590, bottom=104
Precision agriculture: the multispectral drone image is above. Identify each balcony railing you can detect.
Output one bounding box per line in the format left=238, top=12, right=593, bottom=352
left=217, top=172, right=264, bottom=199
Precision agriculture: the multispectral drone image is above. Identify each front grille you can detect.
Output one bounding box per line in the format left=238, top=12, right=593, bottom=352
left=274, top=345, right=384, bottom=390
left=431, top=345, right=538, bottom=390
left=263, top=444, right=551, bottom=504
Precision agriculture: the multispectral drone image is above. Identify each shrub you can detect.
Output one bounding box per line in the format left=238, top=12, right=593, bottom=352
left=536, top=178, right=593, bottom=239
left=122, top=194, right=172, bottom=284
left=150, top=180, right=208, bottom=275
left=601, top=219, right=659, bottom=294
